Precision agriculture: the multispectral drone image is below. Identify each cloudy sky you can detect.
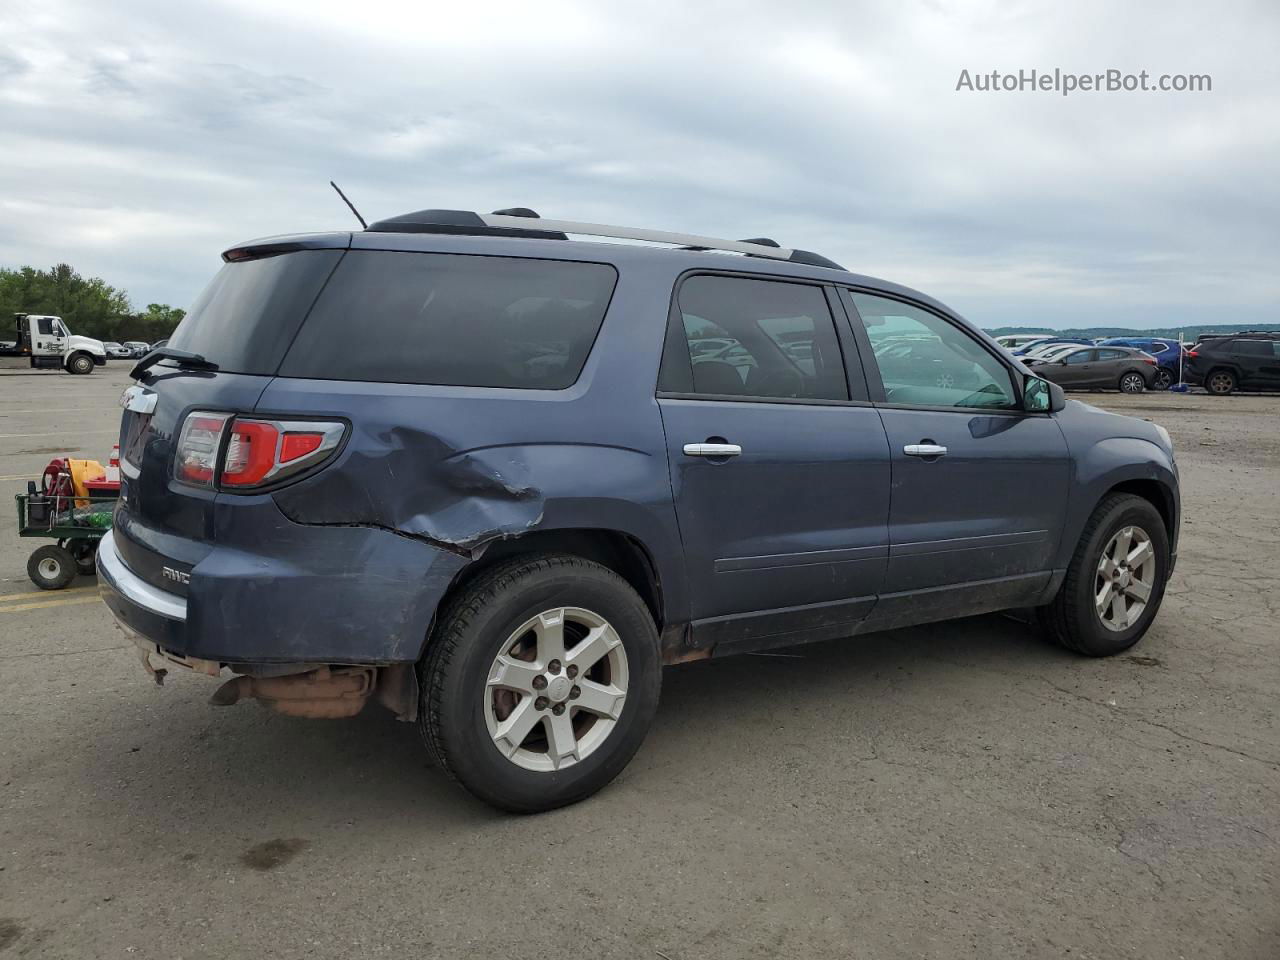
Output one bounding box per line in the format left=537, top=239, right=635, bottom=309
left=1, top=0, right=1277, bottom=329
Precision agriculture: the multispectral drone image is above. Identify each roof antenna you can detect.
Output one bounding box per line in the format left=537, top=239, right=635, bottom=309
left=329, top=180, right=367, bottom=229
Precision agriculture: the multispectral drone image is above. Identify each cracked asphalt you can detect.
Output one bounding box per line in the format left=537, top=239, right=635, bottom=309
left=0, top=362, right=1276, bottom=959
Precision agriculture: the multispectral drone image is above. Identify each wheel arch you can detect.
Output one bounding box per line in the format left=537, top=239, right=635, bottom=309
left=424, top=527, right=668, bottom=655
left=1103, top=478, right=1176, bottom=540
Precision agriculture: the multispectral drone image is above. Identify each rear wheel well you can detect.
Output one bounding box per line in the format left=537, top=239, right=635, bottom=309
left=441, top=529, right=663, bottom=630
left=1104, top=479, right=1174, bottom=536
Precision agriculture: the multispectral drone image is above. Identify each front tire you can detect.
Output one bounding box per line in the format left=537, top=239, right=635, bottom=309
left=419, top=554, right=661, bottom=813
left=1153, top=368, right=1173, bottom=390
left=1038, top=493, right=1169, bottom=656
left=67, top=353, right=94, bottom=375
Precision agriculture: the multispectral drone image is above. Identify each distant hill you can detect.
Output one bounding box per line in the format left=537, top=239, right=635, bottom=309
left=982, top=323, right=1280, bottom=341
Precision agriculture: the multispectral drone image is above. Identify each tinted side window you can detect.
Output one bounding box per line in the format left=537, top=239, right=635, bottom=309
left=1230, top=339, right=1272, bottom=357
left=845, top=291, right=1016, bottom=409
left=169, top=250, right=344, bottom=375
left=1065, top=349, right=1094, bottom=365
left=37, top=317, right=54, bottom=335
left=665, top=276, right=848, bottom=401
left=282, top=252, right=617, bottom=389
left=1096, top=349, right=1127, bottom=360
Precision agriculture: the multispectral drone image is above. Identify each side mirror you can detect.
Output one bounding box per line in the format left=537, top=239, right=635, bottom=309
left=1023, top=375, right=1066, bottom=413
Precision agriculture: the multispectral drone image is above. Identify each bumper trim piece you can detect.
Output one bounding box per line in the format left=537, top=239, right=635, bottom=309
left=98, top=529, right=188, bottom=621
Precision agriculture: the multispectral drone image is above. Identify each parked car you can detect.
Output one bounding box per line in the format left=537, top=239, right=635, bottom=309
left=1022, top=342, right=1079, bottom=362
left=1184, top=332, right=1280, bottom=395
left=1011, top=337, right=1094, bottom=357
left=99, top=208, right=1179, bottom=812
left=993, top=334, right=1050, bottom=350
left=1097, top=337, right=1184, bottom=389
left=123, top=341, right=151, bottom=358
left=1025, top=345, right=1158, bottom=393
left=102, top=341, right=132, bottom=359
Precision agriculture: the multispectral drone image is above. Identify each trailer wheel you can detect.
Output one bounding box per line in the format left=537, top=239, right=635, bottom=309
left=67, top=353, right=95, bottom=375
left=28, top=545, right=78, bottom=590
left=69, top=540, right=98, bottom=576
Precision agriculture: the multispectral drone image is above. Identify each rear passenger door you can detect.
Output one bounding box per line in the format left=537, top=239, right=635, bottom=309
left=657, top=273, right=891, bottom=650
left=1228, top=339, right=1278, bottom=388
left=839, top=290, right=1070, bottom=621
left=1094, top=348, right=1131, bottom=386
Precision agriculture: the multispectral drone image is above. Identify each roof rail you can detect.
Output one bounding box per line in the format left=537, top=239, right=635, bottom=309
left=363, top=209, right=845, bottom=270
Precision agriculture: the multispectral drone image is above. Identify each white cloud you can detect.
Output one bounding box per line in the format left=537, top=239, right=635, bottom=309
left=0, top=0, right=1276, bottom=329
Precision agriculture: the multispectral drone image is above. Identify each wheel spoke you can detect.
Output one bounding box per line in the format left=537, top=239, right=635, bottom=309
left=1108, top=591, right=1127, bottom=627
left=566, top=624, right=621, bottom=674
left=574, top=679, right=626, bottom=720
left=487, top=654, right=541, bottom=694
left=491, top=697, right=541, bottom=757
left=1098, top=554, right=1119, bottom=579
left=1096, top=580, right=1114, bottom=612
left=532, top=609, right=567, bottom=665
left=1111, top=527, right=1132, bottom=561
left=1125, top=577, right=1152, bottom=603
left=1126, top=539, right=1154, bottom=569
left=544, top=711, right=579, bottom=768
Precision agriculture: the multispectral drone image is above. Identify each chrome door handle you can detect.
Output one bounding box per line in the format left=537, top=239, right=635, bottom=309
left=683, top=442, right=743, bottom=458
left=904, top=443, right=948, bottom=458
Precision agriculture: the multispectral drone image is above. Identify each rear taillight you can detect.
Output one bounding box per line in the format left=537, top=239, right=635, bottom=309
left=1143, top=357, right=1157, bottom=365
left=174, top=413, right=345, bottom=491
left=1187, top=349, right=1199, bottom=358
left=175, top=412, right=232, bottom=488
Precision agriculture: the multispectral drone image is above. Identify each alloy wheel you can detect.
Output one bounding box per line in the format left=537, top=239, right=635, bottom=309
left=1120, top=373, right=1145, bottom=393
left=1208, top=372, right=1234, bottom=395
left=1095, top=525, right=1156, bottom=632
left=1153, top=369, right=1173, bottom=389
left=484, top=607, right=629, bottom=772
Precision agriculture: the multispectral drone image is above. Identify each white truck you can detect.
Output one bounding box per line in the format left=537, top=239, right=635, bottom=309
left=0, top=314, right=108, bottom=374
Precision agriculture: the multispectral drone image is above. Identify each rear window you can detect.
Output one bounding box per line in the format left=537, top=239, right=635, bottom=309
left=279, top=251, right=617, bottom=389
left=166, top=250, right=344, bottom=375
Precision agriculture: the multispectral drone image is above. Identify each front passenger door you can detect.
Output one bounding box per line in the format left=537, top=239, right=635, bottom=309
left=841, top=290, right=1070, bottom=621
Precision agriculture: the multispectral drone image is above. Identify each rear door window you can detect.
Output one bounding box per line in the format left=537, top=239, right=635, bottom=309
left=280, top=251, right=617, bottom=389
left=659, top=275, right=848, bottom=401
left=1096, top=349, right=1127, bottom=360
left=1230, top=339, right=1272, bottom=357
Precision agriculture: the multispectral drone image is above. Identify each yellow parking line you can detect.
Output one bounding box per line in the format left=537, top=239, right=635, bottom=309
left=0, top=595, right=102, bottom=613
left=0, top=585, right=101, bottom=603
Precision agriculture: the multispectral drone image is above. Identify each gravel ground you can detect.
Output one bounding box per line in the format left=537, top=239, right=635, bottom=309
left=0, top=362, right=1276, bottom=959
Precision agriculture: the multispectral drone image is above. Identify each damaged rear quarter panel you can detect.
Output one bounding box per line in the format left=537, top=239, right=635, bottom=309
left=256, top=375, right=687, bottom=630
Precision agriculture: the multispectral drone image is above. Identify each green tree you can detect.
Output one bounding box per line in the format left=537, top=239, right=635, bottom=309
left=0, top=263, right=131, bottom=339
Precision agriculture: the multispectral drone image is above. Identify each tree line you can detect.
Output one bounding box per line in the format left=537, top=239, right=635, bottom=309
left=0, top=263, right=187, bottom=343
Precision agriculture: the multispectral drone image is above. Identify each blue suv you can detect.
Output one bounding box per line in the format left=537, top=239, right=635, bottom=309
left=99, top=209, right=1180, bottom=811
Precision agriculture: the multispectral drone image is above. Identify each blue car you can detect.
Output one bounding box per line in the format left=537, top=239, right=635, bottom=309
left=1097, top=338, right=1184, bottom=389
left=99, top=207, right=1179, bottom=811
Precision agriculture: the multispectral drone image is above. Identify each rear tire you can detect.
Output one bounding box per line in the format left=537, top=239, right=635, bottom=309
left=1153, top=368, right=1173, bottom=390
left=1038, top=493, right=1169, bottom=656
left=419, top=554, right=661, bottom=813
left=28, top=545, right=78, bottom=590
left=1119, top=371, right=1145, bottom=394
left=67, top=353, right=94, bottom=375
left=1205, top=369, right=1236, bottom=396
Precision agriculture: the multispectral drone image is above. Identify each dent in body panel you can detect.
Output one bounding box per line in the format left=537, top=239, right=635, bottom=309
left=272, top=427, right=550, bottom=553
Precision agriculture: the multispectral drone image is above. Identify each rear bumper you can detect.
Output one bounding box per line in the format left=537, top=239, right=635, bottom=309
left=98, top=517, right=469, bottom=666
